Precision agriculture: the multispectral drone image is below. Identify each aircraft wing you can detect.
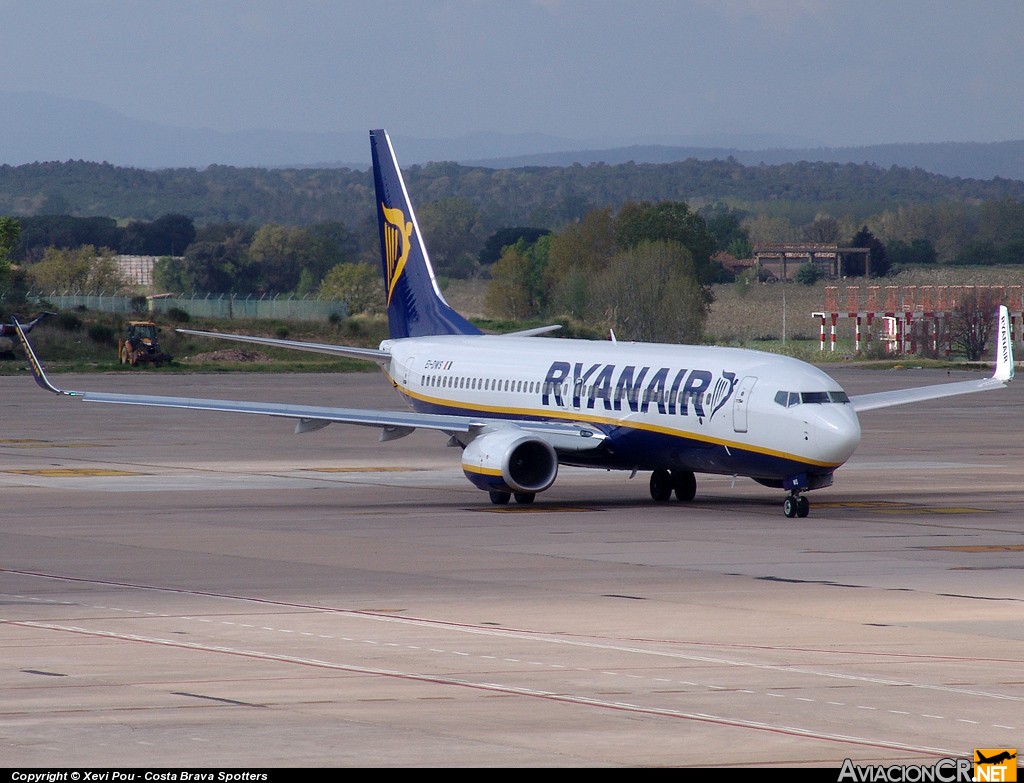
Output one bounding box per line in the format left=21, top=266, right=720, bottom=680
left=850, top=306, right=1015, bottom=413
left=15, top=321, right=604, bottom=450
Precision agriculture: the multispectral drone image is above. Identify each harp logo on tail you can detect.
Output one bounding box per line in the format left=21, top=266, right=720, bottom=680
left=381, top=203, right=413, bottom=305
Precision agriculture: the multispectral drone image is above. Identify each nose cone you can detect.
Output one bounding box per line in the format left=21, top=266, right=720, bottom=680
left=810, top=406, right=861, bottom=465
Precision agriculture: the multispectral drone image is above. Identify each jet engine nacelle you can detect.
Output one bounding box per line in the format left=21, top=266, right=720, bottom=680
left=461, top=427, right=558, bottom=494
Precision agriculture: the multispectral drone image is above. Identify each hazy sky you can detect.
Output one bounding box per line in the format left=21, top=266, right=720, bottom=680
left=3, top=0, right=1022, bottom=146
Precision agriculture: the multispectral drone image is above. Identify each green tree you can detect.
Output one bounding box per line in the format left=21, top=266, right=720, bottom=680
left=596, top=240, right=709, bottom=343
left=848, top=226, right=889, bottom=277
left=887, top=238, right=937, bottom=266
left=308, top=221, right=360, bottom=268
left=317, top=263, right=381, bottom=314
left=161, top=235, right=255, bottom=293
left=479, top=227, right=551, bottom=265
left=872, top=203, right=972, bottom=263
left=27, top=245, right=126, bottom=291
left=484, top=235, right=551, bottom=321
left=122, top=213, right=196, bottom=256
left=153, top=255, right=188, bottom=292
left=248, top=224, right=325, bottom=293
left=485, top=245, right=534, bottom=321
left=416, top=197, right=484, bottom=279
left=614, top=201, right=717, bottom=283
left=794, top=262, right=824, bottom=286
left=803, top=214, right=840, bottom=243
left=0, top=217, right=19, bottom=260
left=700, top=203, right=749, bottom=252
left=955, top=240, right=997, bottom=266
left=0, top=216, right=21, bottom=292
left=746, top=214, right=799, bottom=245
left=543, top=207, right=616, bottom=318
left=977, top=198, right=1024, bottom=246
left=726, top=236, right=753, bottom=260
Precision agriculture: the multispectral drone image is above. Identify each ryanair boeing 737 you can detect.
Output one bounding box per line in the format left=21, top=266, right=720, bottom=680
left=16, top=129, right=1015, bottom=517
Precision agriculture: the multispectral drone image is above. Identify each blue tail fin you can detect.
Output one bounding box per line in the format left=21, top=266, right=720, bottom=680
left=370, top=129, right=481, bottom=339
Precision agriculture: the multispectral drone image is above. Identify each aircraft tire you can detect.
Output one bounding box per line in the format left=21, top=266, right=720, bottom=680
left=672, top=470, right=697, bottom=502
left=514, top=492, right=535, bottom=505
left=783, top=496, right=798, bottom=518
left=489, top=491, right=511, bottom=505
left=650, top=469, right=673, bottom=502
left=797, top=496, right=810, bottom=518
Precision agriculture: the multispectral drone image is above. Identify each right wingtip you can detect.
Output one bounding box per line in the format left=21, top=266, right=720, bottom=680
left=994, top=305, right=1014, bottom=383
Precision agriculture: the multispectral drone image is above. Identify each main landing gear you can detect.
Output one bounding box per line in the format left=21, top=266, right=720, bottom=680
left=783, top=492, right=810, bottom=518
left=650, top=469, right=814, bottom=517
left=649, top=469, right=697, bottom=503
left=488, top=490, right=535, bottom=505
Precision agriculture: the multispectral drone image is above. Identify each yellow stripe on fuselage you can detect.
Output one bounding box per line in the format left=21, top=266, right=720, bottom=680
left=392, top=381, right=841, bottom=470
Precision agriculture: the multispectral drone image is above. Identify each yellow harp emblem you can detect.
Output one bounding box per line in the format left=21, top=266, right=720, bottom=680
left=381, top=203, right=413, bottom=305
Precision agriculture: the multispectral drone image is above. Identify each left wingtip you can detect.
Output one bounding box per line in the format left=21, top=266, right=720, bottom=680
left=13, top=317, right=64, bottom=395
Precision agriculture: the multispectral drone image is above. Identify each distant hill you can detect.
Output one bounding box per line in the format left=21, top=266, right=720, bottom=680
left=3, top=91, right=1023, bottom=181
left=469, top=141, right=1024, bottom=181
left=3, top=156, right=1023, bottom=229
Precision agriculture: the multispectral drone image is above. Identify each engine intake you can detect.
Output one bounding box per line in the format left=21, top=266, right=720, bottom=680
left=461, top=428, right=558, bottom=494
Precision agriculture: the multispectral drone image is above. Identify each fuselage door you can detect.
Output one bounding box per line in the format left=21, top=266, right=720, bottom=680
left=732, top=375, right=758, bottom=433
left=402, top=354, right=416, bottom=389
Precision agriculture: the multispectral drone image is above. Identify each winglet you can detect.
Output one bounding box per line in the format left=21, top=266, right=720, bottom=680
left=994, top=305, right=1014, bottom=383
left=13, top=318, right=73, bottom=396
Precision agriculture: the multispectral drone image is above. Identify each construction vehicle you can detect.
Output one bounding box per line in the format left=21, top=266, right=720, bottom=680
left=118, top=320, right=173, bottom=366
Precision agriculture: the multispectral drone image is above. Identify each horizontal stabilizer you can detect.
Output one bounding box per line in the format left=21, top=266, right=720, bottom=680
left=177, top=328, right=391, bottom=363
left=496, top=325, right=562, bottom=338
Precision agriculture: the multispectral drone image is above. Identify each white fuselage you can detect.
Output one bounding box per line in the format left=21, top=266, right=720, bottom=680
left=380, top=335, right=861, bottom=482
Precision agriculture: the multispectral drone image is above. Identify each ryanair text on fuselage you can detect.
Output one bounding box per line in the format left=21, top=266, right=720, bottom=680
left=542, top=361, right=738, bottom=422
left=426, top=358, right=739, bottom=423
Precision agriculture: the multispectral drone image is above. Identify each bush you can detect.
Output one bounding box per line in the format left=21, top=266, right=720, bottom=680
left=165, top=307, right=191, bottom=323
left=795, top=263, right=824, bottom=286
left=87, top=323, right=116, bottom=345
left=56, top=312, right=84, bottom=331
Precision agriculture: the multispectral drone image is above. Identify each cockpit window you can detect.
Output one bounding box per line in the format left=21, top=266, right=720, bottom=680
left=775, top=390, right=850, bottom=407
left=800, top=392, right=831, bottom=404
left=776, top=391, right=803, bottom=407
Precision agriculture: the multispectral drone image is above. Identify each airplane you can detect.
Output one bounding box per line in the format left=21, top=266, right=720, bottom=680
left=975, top=751, right=1017, bottom=765
left=15, top=129, right=1016, bottom=518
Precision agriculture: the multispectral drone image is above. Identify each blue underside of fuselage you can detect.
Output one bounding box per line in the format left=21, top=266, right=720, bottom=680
left=406, top=395, right=830, bottom=482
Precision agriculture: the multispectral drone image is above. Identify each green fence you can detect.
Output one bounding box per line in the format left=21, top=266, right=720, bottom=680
left=25, top=292, right=349, bottom=321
